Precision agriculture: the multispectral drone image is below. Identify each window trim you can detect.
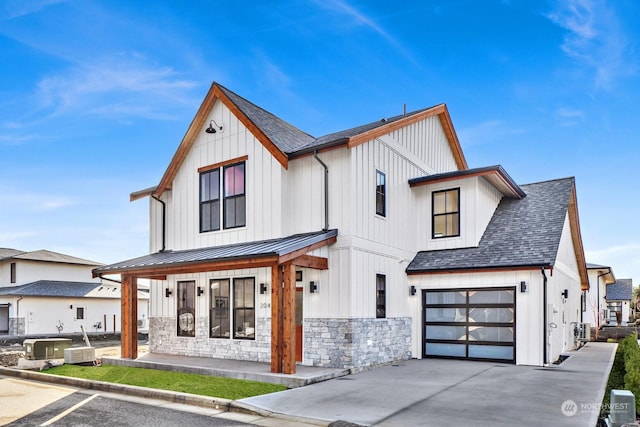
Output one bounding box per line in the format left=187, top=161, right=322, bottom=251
left=376, top=274, right=386, bottom=319
left=376, top=170, right=386, bottom=217
left=177, top=280, right=196, bottom=337
left=10, top=262, right=16, bottom=283
left=199, top=157, right=247, bottom=233
left=431, top=187, right=461, bottom=239
left=209, top=279, right=230, bottom=338
left=76, top=307, right=85, bottom=320
left=232, top=277, right=255, bottom=340
left=208, top=277, right=256, bottom=341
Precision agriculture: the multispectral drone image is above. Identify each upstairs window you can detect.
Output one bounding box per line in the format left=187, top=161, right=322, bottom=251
left=10, top=262, right=16, bottom=283
left=432, top=188, right=460, bottom=238
left=200, top=159, right=246, bottom=232
left=376, top=274, right=386, bottom=318
left=376, top=170, right=386, bottom=217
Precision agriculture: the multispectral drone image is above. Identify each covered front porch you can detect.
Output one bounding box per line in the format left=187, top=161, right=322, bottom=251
left=93, top=230, right=338, bottom=375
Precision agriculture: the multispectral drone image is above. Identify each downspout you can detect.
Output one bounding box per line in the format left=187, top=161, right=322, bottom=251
left=313, top=151, right=329, bottom=231
left=16, top=296, right=23, bottom=317
left=541, top=267, right=548, bottom=365
left=151, top=194, right=166, bottom=252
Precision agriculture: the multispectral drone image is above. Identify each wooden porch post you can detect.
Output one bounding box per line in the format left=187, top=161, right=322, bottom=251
left=282, top=262, right=296, bottom=374
left=271, top=265, right=283, bottom=373
left=121, top=274, right=138, bottom=359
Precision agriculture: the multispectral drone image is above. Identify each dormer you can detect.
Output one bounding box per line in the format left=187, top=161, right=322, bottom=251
left=409, top=165, right=525, bottom=251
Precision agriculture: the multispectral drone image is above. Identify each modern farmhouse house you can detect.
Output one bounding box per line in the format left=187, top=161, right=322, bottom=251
left=0, top=248, right=148, bottom=336
left=93, top=82, right=588, bottom=372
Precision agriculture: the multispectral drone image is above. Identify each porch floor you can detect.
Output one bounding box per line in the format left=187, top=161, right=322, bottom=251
left=101, top=352, right=350, bottom=389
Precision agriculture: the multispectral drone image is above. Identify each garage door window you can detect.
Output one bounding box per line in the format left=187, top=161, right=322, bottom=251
left=423, top=287, right=515, bottom=362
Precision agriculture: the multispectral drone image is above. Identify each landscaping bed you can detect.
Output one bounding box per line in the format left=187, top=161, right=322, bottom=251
left=600, top=333, right=640, bottom=420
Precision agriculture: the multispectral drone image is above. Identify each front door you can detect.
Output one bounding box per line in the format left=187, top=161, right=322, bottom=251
left=295, top=288, right=303, bottom=362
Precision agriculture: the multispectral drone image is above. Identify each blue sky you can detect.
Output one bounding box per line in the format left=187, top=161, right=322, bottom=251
left=1, top=0, right=639, bottom=283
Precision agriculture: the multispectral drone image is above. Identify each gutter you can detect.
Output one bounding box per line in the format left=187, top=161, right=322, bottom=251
left=313, top=151, right=329, bottom=231
left=541, top=267, right=548, bottom=365
left=151, top=194, right=167, bottom=252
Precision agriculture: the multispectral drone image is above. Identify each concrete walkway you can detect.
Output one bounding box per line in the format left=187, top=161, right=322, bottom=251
left=240, top=342, right=617, bottom=426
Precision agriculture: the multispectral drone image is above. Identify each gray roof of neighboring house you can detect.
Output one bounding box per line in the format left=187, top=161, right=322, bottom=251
left=0, top=280, right=109, bottom=298
left=93, top=229, right=338, bottom=276
left=606, top=279, right=633, bottom=301
left=0, top=248, right=102, bottom=266
left=587, top=263, right=612, bottom=270
left=407, top=177, right=574, bottom=273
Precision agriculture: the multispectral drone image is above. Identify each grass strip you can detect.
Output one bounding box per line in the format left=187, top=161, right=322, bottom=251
left=44, top=364, right=286, bottom=400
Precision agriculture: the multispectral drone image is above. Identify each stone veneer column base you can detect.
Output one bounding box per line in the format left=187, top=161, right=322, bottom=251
left=303, top=317, right=412, bottom=372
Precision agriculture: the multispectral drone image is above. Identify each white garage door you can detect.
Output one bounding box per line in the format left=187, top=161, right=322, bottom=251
left=423, top=287, right=515, bottom=362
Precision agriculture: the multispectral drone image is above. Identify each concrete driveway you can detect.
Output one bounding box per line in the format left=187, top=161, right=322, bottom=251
left=240, top=342, right=616, bottom=426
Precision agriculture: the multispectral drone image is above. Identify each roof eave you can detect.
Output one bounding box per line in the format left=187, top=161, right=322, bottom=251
left=406, top=263, right=552, bottom=275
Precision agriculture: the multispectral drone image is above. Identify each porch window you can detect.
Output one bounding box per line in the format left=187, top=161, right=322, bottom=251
left=376, top=274, right=386, bottom=318
left=233, top=277, right=255, bottom=339
left=177, top=281, right=196, bottom=337
left=209, top=279, right=230, bottom=338
left=376, top=170, right=386, bottom=217
left=200, top=160, right=246, bottom=232
left=10, top=262, right=16, bottom=283
left=432, top=188, right=460, bottom=238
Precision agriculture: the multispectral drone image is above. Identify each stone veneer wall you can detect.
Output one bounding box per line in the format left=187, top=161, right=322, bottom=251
left=304, top=317, right=412, bottom=371
left=148, top=316, right=271, bottom=362
left=9, top=318, right=25, bottom=335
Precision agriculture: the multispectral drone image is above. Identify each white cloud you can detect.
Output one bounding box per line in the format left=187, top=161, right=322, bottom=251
left=0, top=0, right=69, bottom=20
left=555, top=107, right=584, bottom=126
left=547, top=0, right=636, bottom=88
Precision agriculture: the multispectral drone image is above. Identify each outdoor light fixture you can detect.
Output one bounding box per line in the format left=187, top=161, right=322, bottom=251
left=165, top=288, right=172, bottom=298
left=309, top=281, right=318, bottom=294
left=520, top=281, right=527, bottom=293
left=562, top=289, right=568, bottom=299
left=259, top=283, right=268, bottom=294
left=197, top=286, right=204, bottom=296
left=69, top=304, right=73, bottom=309
left=409, top=285, right=417, bottom=296
left=205, top=120, right=223, bottom=134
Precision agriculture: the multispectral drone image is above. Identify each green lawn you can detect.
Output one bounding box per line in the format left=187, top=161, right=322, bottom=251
left=44, top=364, right=286, bottom=400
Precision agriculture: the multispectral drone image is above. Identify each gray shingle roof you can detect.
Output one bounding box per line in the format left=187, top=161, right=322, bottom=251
left=217, top=84, right=316, bottom=153
left=0, top=249, right=101, bottom=266
left=407, top=177, right=575, bottom=273
left=606, top=279, right=633, bottom=301
left=93, top=229, right=338, bottom=276
left=0, top=280, right=105, bottom=298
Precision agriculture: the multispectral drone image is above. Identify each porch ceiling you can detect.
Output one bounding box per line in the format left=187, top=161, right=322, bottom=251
left=92, top=229, right=337, bottom=278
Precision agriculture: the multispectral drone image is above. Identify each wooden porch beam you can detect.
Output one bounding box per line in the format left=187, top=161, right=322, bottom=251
left=278, top=236, right=337, bottom=265
left=290, top=254, right=328, bottom=270
left=115, top=257, right=279, bottom=279
left=270, top=265, right=283, bottom=373
left=282, top=262, right=297, bottom=374
left=121, top=274, right=138, bottom=359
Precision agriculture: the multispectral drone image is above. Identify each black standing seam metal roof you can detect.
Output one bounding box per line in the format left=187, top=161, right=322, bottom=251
left=606, top=279, right=633, bottom=301
left=407, top=177, right=575, bottom=273
left=92, top=229, right=338, bottom=275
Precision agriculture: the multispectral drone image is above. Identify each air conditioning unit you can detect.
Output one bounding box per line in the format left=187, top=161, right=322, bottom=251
left=64, top=346, right=96, bottom=364
left=137, top=318, right=148, bottom=331
left=578, top=323, right=591, bottom=341
left=23, top=338, right=72, bottom=360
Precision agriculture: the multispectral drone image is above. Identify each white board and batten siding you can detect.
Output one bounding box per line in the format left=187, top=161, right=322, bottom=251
left=151, top=100, right=285, bottom=253
left=1, top=260, right=99, bottom=287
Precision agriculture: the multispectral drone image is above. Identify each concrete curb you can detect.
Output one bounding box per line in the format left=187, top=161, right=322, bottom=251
left=0, top=366, right=330, bottom=426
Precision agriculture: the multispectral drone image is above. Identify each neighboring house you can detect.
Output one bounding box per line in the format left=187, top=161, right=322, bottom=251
left=0, top=248, right=148, bottom=335
left=605, top=279, right=633, bottom=326
left=93, top=82, right=588, bottom=372
left=582, top=263, right=615, bottom=329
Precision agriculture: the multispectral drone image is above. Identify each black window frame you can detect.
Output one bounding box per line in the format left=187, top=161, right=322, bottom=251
left=76, top=307, right=84, bottom=320
left=199, top=161, right=246, bottom=233
left=209, top=279, right=230, bottom=338
left=233, top=277, right=255, bottom=340
left=10, top=262, right=16, bottom=283
left=376, top=274, right=386, bottom=319
left=376, top=170, right=386, bottom=217
left=432, top=188, right=460, bottom=239
left=177, top=281, right=196, bottom=337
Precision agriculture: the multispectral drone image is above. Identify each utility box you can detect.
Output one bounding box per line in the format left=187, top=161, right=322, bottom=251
left=23, top=338, right=72, bottom=360
left=607, top=389, right=637, bottom=427
left=64, top=347, right=96, bottom=364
